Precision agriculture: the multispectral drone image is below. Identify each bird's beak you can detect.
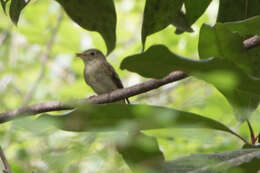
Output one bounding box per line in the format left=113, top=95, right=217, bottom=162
left=76, top=53, right=84, bottom=58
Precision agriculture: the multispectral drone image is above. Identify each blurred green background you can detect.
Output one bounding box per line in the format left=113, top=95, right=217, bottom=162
left=0, top=0, right=259, bottom=172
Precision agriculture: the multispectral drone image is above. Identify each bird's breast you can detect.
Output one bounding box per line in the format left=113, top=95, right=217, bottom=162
left=84, top=61, right=118, bottom=94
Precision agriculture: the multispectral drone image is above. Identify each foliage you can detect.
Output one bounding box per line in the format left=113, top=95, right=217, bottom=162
left=0, top=0, right=260, bottom=172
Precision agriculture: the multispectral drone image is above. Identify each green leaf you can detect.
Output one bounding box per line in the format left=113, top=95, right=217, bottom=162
left=141, top=0, right=192, bottom=49
left=217, top=0, right=260, bottom=22
left=117, top=132, right=164, bottom=172
left=224, top=16, right=260, bottom=36
left=184, top=0, right=212, bottom=25
left=0, top=0, right=10, bottom=14
left=197, top=18, right=260, bottom=121
left=223, top=16, right=260, bottom=78
left=9, top=0, right=30, bottom=24
left=161, top=149, right=260, bottom=173
left=120, top=45, right=260, bottom=121
left=198, top=24, right=251, bottom=74
left=39, top=104, right=243, bottom=141
left=55, top=0, right=116, bottom=54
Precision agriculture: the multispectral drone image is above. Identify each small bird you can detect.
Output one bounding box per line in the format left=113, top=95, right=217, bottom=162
left=76, top=49, right=130, bottom=104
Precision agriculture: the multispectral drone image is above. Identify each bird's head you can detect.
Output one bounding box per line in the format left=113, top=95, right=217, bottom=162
left=76, top=49, right=105, bottom=63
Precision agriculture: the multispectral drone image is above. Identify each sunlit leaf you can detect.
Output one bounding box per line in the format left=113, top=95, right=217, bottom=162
left=55, top=0, right=116, bottom=54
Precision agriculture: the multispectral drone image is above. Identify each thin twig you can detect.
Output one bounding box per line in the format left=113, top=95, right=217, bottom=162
left=0, top=146, right=12, bottom=173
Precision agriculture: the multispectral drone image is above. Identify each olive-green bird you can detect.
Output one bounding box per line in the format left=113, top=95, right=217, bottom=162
left=76, top=49, right=130, bottom=104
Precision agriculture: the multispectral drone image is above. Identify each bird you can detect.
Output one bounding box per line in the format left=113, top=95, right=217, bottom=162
left=76, top=49, right=130, bottom=104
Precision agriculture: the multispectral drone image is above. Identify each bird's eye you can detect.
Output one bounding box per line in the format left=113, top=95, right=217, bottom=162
left=90, top=52, right=96, bottom=56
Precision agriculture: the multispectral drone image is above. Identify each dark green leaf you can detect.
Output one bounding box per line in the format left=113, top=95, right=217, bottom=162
left=161, top=149, right=260, bottom=173
left=39, top=104, right=242, bottom=141
left=120, top=45, right=260, bottom=121
left=55, top=0, right=116, bottom=54
left=242, top=144, right=260, bottom=149
left=141, top=0, right=192, bottom=49
left=184, top=0, right=212, bottom=25
left=198, top=24, right=251, bottom=74
left=223, top=16, right=260, bottom=78
left=9, top=0, right=30, bottom=24
left=224, top=16, right=260, bottom=36
left=0, top=0, right=10, bottom=14
left=117, top=132, right=164, bottom=172
left=197, top=18, right=260, bottom=121
left=217, top=0, right=260, bottom=22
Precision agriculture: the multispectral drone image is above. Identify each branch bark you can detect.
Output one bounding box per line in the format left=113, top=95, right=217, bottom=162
left=0, top=71, right=187, bottom=123
left=243, top=35, right=260, bottom=49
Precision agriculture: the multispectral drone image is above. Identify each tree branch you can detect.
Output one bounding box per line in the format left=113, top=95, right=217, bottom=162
left=0, top=35, right=259, bottom=124
left=243, top=35, right=260, bottom=49
left=0, top=71, right=187, bottom=123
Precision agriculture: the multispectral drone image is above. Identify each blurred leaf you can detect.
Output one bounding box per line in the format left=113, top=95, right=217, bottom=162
left=39, top=104, right=243, bottom=141
left=184, top=0, right=212, bottom=25
left=120, top=45, right=260, bottom=121
left=55, top=0, right=116, bottom=54
left=217, top=0, right=260, bottom=22
left=242, top=144, right=260, bottom=149
left=0, top=0, right=9, bottom=14
left=160, top=149, right=260, bottom=173
left=9, top=0, right=30, bottom=24
left=117, top=132, right=164, bottom=172
left=141, top=0, right=192, bottom=49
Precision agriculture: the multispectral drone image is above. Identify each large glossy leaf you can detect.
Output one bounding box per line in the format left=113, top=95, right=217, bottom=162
left=198, top=24, right=252, bottom=74
left=141, top=0, right=192, bottom=49
left=55, top=0, right=116, bottom=54
left=217, top=0, right=260, bottom=22
left=161, top=149, right=260, bottom=173
left=224, top=16, right=260, bottom=36
left=197, top=18, right=260, bottom=121
left=39, top=104, right=243, bottom=141
left=199, top=16, right=260, bottom=79
left=9, top=0, right=30, bottom=24
left=120, top=45, right=260, bottom=121
left=184, top=0, right=212, bottom=25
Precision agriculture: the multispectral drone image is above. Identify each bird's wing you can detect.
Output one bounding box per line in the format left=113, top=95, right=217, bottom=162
left=106, top=62, right=130, bottom=104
